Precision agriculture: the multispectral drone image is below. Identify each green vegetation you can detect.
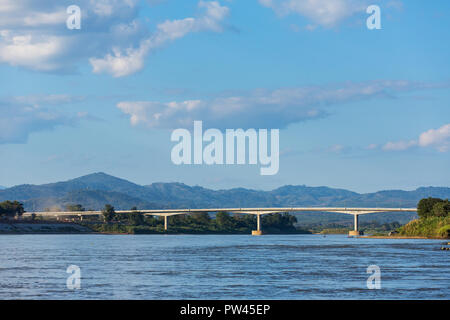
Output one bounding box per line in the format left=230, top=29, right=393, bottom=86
left=398, top=216, right=450, bottom=238
left=0, top=201, right=24, bottom=218
left=2, top=196, right=449, bottom=238
left=398, top=197, right=450, bottom=238
left=85, top=205, right=309, bottom=234
left=102, top=204, right=116, bottom=222
left=417, top=198, right=450, bottom=218
left=315, top=221, right=402, bottom=235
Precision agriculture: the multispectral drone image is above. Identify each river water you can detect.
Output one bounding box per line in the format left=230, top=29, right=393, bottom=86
left=0, top=234, right=448, bottom=299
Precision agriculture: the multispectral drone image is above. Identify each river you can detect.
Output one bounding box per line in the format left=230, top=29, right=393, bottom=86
left=0, top=234, right=448, bottom=299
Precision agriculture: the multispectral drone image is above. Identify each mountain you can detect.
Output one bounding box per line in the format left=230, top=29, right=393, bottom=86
left=0, top=172, right=150, bottom=201
left=0, top=186, right=5, bottom=190
left=1, top=172, right=449, bottom=224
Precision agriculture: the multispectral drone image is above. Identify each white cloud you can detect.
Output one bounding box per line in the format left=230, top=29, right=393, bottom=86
left=418, top=124, right=450, bottom=152
left=117, top=80, right=441, bottom=129
left=0, top=0, right=227, bottom=76
left=0, top=33, right=68, bottom=71
left=259, top=0, right=369, bottom=27
left=382, top=123, right=450, bottom=152
left=0, top=95, right=88, bottom=144
left=382, top=140, right=417, bottom=151
left=0, top=0, right=140, bottom=72
left=90, top=1, right=229, bottom=77
left=91, top=0, right=138, bottom=17
left=328, top=144, right=346, bottom=153
left=90, top=45, right=148, bottom=77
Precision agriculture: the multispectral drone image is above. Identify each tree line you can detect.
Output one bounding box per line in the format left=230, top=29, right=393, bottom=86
left=95, top=204, right=300, bottom=233
left=0, top=201, right=24, bottom=218
left=417, top=198, right=449, bottom=218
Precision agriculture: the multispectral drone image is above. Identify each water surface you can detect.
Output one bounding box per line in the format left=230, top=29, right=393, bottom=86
left=0, top=234, right=448, bottom=299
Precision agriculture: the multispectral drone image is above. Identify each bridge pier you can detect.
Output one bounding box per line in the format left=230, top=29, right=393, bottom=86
left=164, top=215, right=168, bottom=231
left=252, top=213, right=263, bottom=236
left=348, top=214, right=363, bottom=236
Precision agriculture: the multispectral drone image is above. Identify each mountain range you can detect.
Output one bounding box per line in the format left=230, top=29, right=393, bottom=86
left=1, top=172, right=449, bottom=224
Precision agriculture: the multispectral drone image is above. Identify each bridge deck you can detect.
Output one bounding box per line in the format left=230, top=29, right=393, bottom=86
left=22, top=207, right=417, bottom=217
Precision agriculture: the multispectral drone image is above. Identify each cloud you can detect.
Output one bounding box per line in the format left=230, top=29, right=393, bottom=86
left=259, top=0, right=403, bottom=29
left=90, top=45, right=148, bottom=77
left=0, top=0, right=140, bottom=73
left=0, top=95, right=88, bottom=144
left=366, top=143, right=378, bottom=150
left=90, top=1, right=229, bottom=77
left=259, top=0, right=369, bottom=27
left=0, top=32, right=70, bottom=71
left=0, top=1, right=228, bottom=76
left=382, top=124, right=450, bottom=152
left=418, top=124, right=450, bottom=152
left=382, top=140, right=417, bottom=151
left=327, top=144, right=346, bottom=153
left=117, top=80, right=443, bottom=129
left=11, top=94, right=85, bottom=106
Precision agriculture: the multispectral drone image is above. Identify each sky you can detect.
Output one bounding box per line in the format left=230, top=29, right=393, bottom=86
left=0, top=0, right=449, bottom=193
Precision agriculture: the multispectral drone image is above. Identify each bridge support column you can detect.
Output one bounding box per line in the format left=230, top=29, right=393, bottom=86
left=349, top=214, right=363, bottom=236
left=164, top=215, right=168, bottom=231
left=252, top=213, right=263, bottom=236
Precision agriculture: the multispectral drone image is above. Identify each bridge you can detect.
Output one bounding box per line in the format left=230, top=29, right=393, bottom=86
left=23, top=207, right=417, bottom=236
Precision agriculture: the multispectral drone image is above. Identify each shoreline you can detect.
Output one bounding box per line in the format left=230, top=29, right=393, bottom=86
left=0, top=222, right=309, bottom=235
left=362, top=235, right=448, bottom=240
left=1, top=222, right=448, bottom=239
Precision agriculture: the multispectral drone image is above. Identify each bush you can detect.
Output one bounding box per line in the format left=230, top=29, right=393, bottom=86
left=437, top=225, right=450, bottom=238
left=398, top=215, right=450, bottom=238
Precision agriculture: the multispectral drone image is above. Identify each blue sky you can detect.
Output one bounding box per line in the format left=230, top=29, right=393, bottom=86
left=0, top=0, right=449, bottom=192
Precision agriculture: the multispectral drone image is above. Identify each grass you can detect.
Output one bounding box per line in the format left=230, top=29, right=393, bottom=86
left=398, top=216, right=450, bottom=238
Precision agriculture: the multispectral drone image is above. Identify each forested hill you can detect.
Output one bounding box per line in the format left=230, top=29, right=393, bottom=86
left=1, top=173, right=449, bottom=217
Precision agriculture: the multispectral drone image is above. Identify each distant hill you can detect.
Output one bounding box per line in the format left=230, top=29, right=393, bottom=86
left=0, top=186, right=5, bottom=190
left=1, top=172, right=449, bottom=224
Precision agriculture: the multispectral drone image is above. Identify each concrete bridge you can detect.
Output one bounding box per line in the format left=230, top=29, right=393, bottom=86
left=23, top=207, right=417, bottom=236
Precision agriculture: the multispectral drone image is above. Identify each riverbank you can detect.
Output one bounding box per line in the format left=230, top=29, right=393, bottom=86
left=0, top=222, right=93, bottom=234
left=361, top=235, right=446, bottom=240
left=397, top=216, right=450, bottom=239
left=86, top=222, right=311, bottom=235
left=0, top=222, right=310, bottom=235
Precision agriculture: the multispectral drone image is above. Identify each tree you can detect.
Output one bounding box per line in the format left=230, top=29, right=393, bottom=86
left=102, top=204, right=116, bottom=222
left=431, top=200, right=450, bottom=218
left=0, top=201, right=25, bottom=218
left=262, top=213, right=297, bottom=229
left=216, top=211, right=234, bottom=229
left=417, top=198, right=444, bottom=219
left=191, top=212, right=211, bottom=225
left=128, top=212, right=145, bottom=226
left=233, top=213, right=256, bottom=229
left=65, top=204, right=85, bottom=212
left=145, top=215, right=158, bottom=226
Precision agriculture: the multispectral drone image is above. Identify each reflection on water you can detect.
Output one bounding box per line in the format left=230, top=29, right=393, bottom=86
left=0, top=234, right=448, bottom=299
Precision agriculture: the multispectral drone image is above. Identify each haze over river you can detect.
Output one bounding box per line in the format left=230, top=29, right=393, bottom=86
left=0, top=234, right=448, bottom=299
